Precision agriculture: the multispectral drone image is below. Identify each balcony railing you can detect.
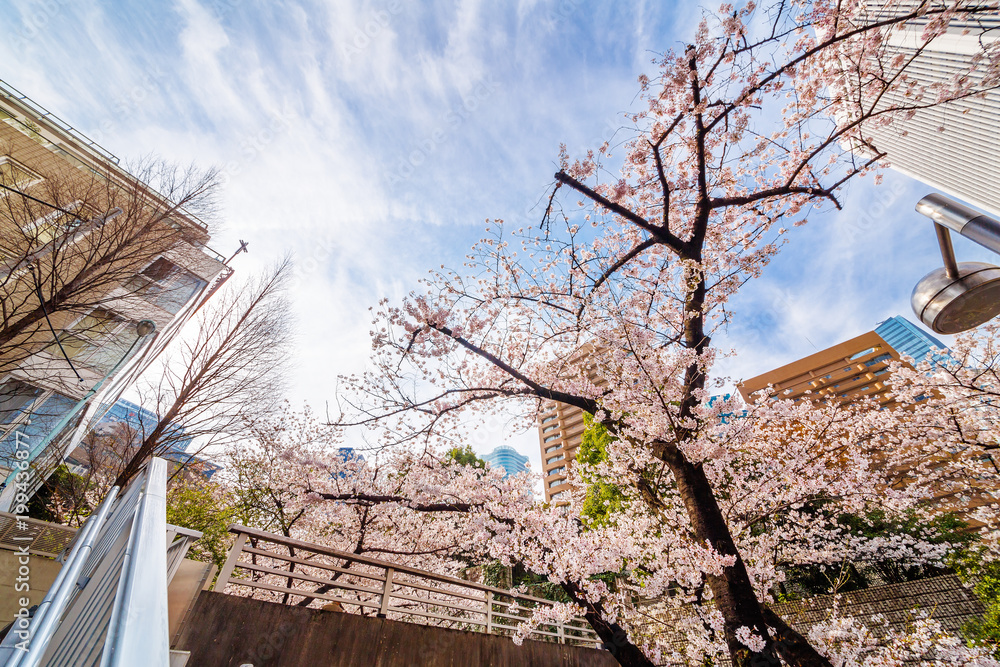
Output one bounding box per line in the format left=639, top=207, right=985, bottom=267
left=0, top=513, right=76, bottom=559
left=215, top=524, right=600, bottom=647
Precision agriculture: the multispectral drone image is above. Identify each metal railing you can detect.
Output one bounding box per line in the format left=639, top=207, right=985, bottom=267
left=0, top=513, right=76, bottom=559
left=0, top=458, right=200, bottom=667
left=0, top=78, right=120, bottom=164
left=215, top=524, right=600, bottom=647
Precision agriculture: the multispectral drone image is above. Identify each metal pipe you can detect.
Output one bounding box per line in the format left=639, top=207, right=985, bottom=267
left=935, top=224, right=960, bottom=279
left=102, top=459, right=169, bottom=667
left=6, top=486, right=121, bottom=667
left=917, top=193, right=1000, bottom=256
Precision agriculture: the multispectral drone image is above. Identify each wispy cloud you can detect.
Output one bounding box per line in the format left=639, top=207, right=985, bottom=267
left=1, top=0, right=972, bottom=475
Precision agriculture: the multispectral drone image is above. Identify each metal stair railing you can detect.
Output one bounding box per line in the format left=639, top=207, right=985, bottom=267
left=0, top=458, right=201, bottom=667
left=215, top=524, right=600, bottom=648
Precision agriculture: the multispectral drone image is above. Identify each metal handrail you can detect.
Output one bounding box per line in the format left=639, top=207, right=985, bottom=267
left=0, top=458, right=194, bottom=667
left=215, top=524, right=599, bottom=647
left=0, top=487, right=119, bottom=667
left=100, top=459, right=169, bottom=667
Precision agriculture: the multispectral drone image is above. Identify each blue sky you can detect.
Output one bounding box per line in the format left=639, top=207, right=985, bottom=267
left=1, top=0, right=994, bottom=473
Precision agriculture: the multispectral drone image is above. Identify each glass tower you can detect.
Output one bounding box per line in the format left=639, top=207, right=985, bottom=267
left=481, top=445, right=529, bottom=479
left=874, top=316, right=950, bottom=367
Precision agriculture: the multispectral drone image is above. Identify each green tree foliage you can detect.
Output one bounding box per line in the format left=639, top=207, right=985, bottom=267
left=479, top=560, right=570, bottom=603
left=780, top=510, right=974, bottom=599
left=951, top=550, right=1000, bottom=653
left=576, top=414, right=627, bottom=526
left=165, top=479, right=235, bottom=571
left=27, top=465, right=91, bottom=527
left=445, top=444, right=486, bottom=469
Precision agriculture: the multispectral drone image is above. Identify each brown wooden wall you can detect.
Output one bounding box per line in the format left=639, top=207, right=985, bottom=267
left=174, top=591, right=619, bottom=667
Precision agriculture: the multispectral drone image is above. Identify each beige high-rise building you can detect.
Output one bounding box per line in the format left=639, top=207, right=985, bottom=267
left=843, top=3, right=1000, bottom=216
left=738, top=315, right=948, bottom=404
left=739, top=315, right=998, bottom=528
left=537, top=400, right=586, bottom=503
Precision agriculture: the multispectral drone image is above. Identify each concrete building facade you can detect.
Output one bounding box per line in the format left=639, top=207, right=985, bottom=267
left=843, top=3, right=1000, bottom=216
left=738, top=315, right=997, bottom=527
left=737, top=315, right=947, bottom=405
left=0, top=79, right=229, bottom=508
left=537, top=401, right=586, bottom=503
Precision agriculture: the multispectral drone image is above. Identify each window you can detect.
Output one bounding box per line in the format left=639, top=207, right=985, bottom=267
left=547, top=466, right=565, bottom=476
left=546, top=454, right=564, bottom=464
left=547, top=479, right=564, bottom=488
left=541, top=415, right=557, bottom=424
left=843, top=367, right=852, bottom=372
left=549, top=491, right=563, bottom=499
left=0, top=379, right=76, bottom=468
left=53, top=310, right=138, bottom=374
left=545, top=445, right=561, bottom=453
left=849, top=347, right=878, bottom=361
left=0, top=156, right=43, bottom=194
left=128, top=258, right=207, bottom=315
left=543, top=434, right=560, bottom=443
left=542, top=424, right=559, bottom=433
left=22, top=203, right=85, bottom=246
left=865, top=353, right=891, bottom=367
left=875, top=369, right=890, bottom=377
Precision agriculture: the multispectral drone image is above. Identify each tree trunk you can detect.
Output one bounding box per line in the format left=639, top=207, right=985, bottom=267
left=763, top=605, right=831, bottom=667
left=561, top=581, right=656, bottom=667
left=662, top=447, right=831, bottom=667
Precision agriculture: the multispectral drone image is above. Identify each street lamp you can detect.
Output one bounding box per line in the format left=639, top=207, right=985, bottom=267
left=0, top=319, right=157, bottom=511
left=911, top=194, right=1000, bottom=334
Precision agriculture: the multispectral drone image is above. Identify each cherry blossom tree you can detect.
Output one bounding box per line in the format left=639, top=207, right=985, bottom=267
left=310, top=1, right=1000, bottom=665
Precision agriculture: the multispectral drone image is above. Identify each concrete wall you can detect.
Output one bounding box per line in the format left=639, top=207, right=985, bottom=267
left=0, top=550, right=61, bottom=626
left=175, top=591, right=618, bottom=667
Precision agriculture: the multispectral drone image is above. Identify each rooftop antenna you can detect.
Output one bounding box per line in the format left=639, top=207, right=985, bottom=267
left=225, top=239, right=249, bottom=265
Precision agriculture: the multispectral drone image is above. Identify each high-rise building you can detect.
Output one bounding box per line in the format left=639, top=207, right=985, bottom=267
left=537, top=401, right=586, bottom=503
left=0, top=79, right=230, bottom=508
left=480, top=445, right=529, bottom=479
left=737, top=315, right=949, bottom=405
left=738, top=315, right=997, bottom=527
left=63, top=399, right=221, bottom=480
left=841, top=4, right=1000, bottom=216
